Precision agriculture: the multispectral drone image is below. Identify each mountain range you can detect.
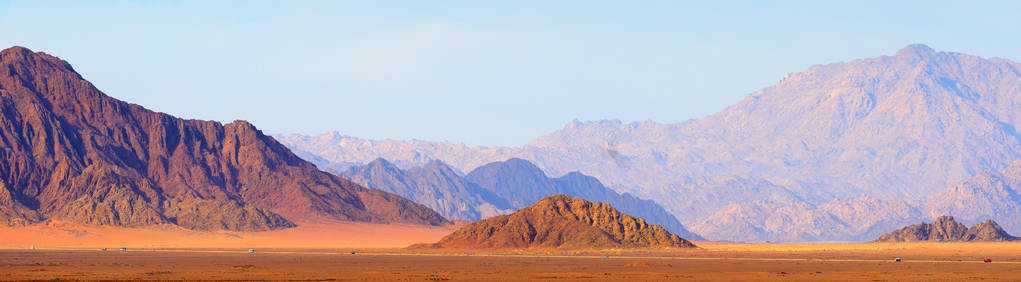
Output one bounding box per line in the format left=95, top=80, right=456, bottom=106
left=341, top=157, right=702, bottom=240
left=277, top=44, right=1021, bottom=241
left=0, top=46, right=448, bottom=231
left=341, top=158, right=514, bottom=221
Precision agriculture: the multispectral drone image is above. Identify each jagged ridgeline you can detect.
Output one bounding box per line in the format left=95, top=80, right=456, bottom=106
left=342, top=157, right=703, bottom=240
left=412, top=194, right=696, bottom=250
left=278, top=45, right=1021, bottom=242
left=0, top=46, right=449, bottom=231
left=875, top=216, right=1018, bottom=242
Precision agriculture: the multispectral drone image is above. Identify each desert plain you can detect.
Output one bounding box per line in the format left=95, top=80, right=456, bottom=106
left=2, top=222, right=1021, bottom=281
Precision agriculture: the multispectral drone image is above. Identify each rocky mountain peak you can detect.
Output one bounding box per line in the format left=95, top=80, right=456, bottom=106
left=503, top=157, right=544, bottom=170
left=413, top=160, right=467, bottom=180
left=0, top=46, right=40, bottom=62
left=875, top=216, right=1017, bottom=242
left=965, top=219, right=1019, bottom=241
left=365, top=157, right=400, bottom=171
left=422, top=159, right=455, bottom=172
left=893, top=43, right=937, bottom=58
left=1, top=46, right=75, bottom=74
left=466, top=158, right=558, bottom=208
left=931, top=215, right=968, bottom=240
left=0, top=46, right=450, bottom=231
left=560, top=171, right=595, bottom=181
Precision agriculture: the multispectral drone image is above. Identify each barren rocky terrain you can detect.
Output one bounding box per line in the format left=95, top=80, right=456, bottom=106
left=278, top=45, right=1021, bottom=242
left=876, top=215, right=1018, bottom=242
left=343, top=157, right=700, bottom=239
left=0, top=46, right=448, bottom=231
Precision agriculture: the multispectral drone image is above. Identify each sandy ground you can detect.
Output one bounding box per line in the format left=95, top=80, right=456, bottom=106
left=1, top=241, right=1021, bottom=280
left=0, top=220, right=460, bottom=249
left=2, top=245, right=1021, bottom=281
left=3, top=224, right=1021, bottom=280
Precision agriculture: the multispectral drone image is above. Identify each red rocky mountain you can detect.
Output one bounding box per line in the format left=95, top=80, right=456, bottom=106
left=0, top=46, right=448, bottom=231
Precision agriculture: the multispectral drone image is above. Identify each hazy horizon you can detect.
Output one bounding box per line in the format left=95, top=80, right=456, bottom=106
left=3, top=1, right=1020, bottom=146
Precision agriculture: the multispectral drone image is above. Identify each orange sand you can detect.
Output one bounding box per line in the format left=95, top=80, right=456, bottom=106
left=0, top=221, right=460, bottom=249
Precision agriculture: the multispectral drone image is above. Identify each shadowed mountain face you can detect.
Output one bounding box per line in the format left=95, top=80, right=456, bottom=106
left=340, top=157, right=702, bottom=240
left=465, top=158, right=701, bottom=240
left=414, top=194, right=696, bottom=250
left=875, top=215, right=1018, bottom=242
left=0, top=46, right=448, bottom=231
left=465, top=158, right=563, bottom=208
left=278, top=45, right=1021, bottom=241
left=342, top=158, right=514, bottom=221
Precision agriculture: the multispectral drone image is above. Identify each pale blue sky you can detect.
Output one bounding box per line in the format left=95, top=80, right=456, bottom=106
left=2, top=1, right=1019, bottom=146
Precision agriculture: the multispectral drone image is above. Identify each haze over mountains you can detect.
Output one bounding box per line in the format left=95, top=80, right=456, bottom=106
left=924, top=161, right=1021, bottom=234
left=0, top=46, right=448, bottom=231
left=278, top=44, right=1021, bottom=242
left=342, top=158, right=514, bottom=221
left=341, top=158, right=701, bottom=240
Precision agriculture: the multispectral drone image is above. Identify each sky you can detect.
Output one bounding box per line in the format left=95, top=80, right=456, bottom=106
left=2, top=1, right=1020, bottom=146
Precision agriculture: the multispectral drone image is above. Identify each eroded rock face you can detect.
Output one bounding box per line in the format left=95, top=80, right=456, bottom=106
left=964, top=220, right=1019, bottom=242
left=416, top=194, right=696, bottom=250
left=0, top=46, right=448, bottom=231
left=930, top=216, right=969, bottom=241
left=875, top=216, right=1017, bottom=242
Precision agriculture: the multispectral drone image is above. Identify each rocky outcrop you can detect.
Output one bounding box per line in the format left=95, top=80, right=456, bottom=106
left=0, top=46, right=449, bottom=231
left=415, top=194, right=695, bottom=250
left=964, top=220, right=1019, bottom=242
left=553, top=171, right=704, bottom=240
left=875, top=216, right=1017, bottom=242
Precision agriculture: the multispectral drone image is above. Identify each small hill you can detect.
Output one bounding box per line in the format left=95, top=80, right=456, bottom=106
left=875, top=215, right=1018, bottom=242
left=414, top=194, right=696, bottom=250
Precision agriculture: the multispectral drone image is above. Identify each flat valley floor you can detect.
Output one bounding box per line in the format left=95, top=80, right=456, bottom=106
left=3, top=242, right=1021, bottom=281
